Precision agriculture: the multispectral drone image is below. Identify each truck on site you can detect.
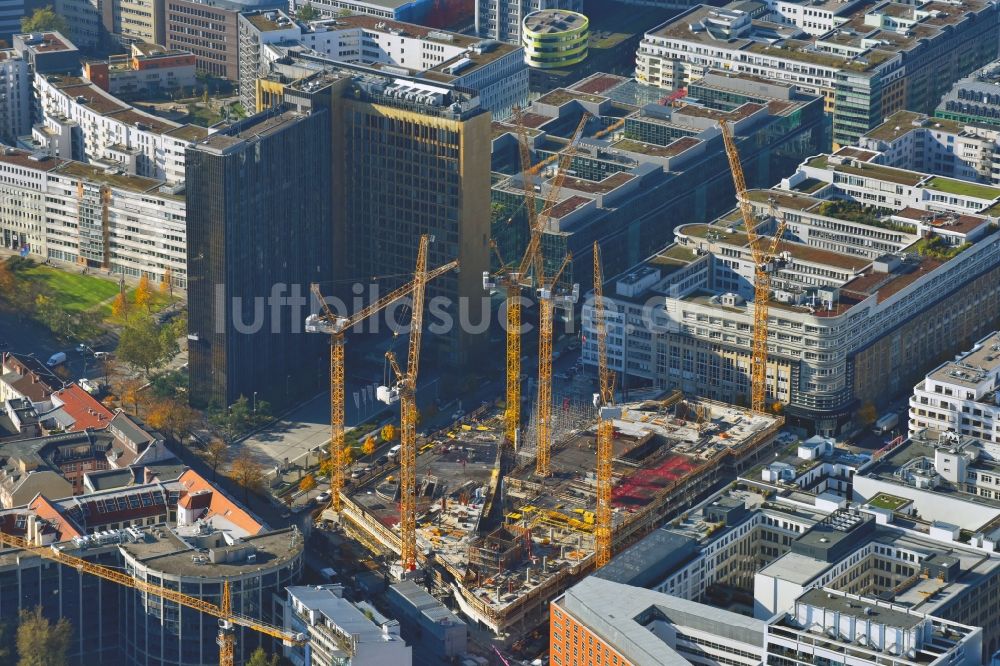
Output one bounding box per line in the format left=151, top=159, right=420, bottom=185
left=873, top=412, right=898, bottom=435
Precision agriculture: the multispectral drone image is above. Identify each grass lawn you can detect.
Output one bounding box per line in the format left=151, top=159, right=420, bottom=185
left=925, top=176, right=1000, bottom=200
left=20, top=265, right=120, bottom=313
left=868, top=493, right=909, bottom=511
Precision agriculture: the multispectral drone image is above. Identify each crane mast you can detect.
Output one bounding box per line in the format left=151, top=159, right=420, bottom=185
left=530, top=113, right=588, bottom=477
left=307, top=259, right=457, bottom=513
left=380, top=234, right=432, bottom=572
left=719, top=121, right=783, bottom=414
left=592, top=242, right=618, bottom=566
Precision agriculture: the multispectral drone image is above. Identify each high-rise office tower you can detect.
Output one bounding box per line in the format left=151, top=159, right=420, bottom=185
left=279, top=61, right=491, bottom=373
left=185, top=107, right=333, bottom=409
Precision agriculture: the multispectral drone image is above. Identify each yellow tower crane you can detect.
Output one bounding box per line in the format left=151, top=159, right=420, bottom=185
left=719, top=121, right=785, bottom=414
left=485, top=111, right=587, bottom=453
left=306, top=258, right=458, bottom=513
left=531, top=114, right=588, bottom=476
left=0, top=531, right=305, bottom=666
left=378, top=234, right=434, bottom=572
left=591, top=242, right=619, bottom=567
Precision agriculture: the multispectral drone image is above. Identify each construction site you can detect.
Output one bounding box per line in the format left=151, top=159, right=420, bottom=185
left=290, top=82, right=800, bottom=641
left=336, top=394, right=783, bottom=635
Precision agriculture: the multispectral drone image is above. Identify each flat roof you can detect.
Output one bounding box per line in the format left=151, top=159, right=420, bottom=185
left=797, top=588, right=924, bottom=630
left=122, top=527, right=302, bottom=576
left=523, top=9, right=587, bottom=34
left=560, top=577, right=765, bottom=666
left=595, top=529, right=700, bottom=588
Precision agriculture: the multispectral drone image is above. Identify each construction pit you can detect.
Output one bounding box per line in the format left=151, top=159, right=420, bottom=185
left=337, top=393, right=783, bottom=636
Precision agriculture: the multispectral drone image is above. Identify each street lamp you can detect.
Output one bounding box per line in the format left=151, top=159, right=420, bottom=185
left=253, top=391, right=258, bottom=415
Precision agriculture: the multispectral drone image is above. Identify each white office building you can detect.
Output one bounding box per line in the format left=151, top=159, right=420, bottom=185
left=239, top=11, right=528, bottom=117
left=909, top=332, right=1000, bottom=441
left=475, top=0, right=581, bottom=44
left=0, top=148, right=186, bottom=288
left=32, top=73, right=207, bottom=184
left=283, top=585, right=412, bottom=666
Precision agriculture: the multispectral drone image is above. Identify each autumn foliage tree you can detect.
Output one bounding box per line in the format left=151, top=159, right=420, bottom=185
left=16, top=606, right=71, bottom=666
left=362, top=437, right=376, bottom=456
left=205, top=439, right=229, bottom=481
left=299, top=473, right=316, bottom=497
left=231, top=451, right=265, bottom=502
left=134, top=275, right=152, bottom=311
left=342, top=445, right=354, bottom=466
left=380, top=424, right=396, bottom=442
left=145, top=398, right=195, bottom=442
left=111, top=292, right=128, bottom=320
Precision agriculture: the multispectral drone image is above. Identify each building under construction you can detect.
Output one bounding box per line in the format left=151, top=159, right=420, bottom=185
left=337, top=393, right=782, bottom=635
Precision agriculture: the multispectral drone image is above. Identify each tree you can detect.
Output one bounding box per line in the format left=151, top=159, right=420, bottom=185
left=159, top=268, right=173, bottom=298
left=134, top=275, right=152, bottom=311
left=145, top=398, right=194, bottom=442
left=299, top=473, right=316, bottom=497
left=342, top=445, right=354, bottom=466
left=117, top=315, right=177, bottom=377
left=857, top=401, right=878, bottom=427
left=20, top=6, right=68, bottom=34
left=380, top=424, right=396, bottom=442
left=111, top=292, right=128, bottom=321
left=318, top=456, right=333, bottom=478
left=118, top=377, right=146, bottom=416
left=771, top=402, right=785, bottom=415
left=246, top=647, right=279, bottom=666
left=362, top=437, right=376, bottom=456
left=296, top=1, right=319, bottom=20
left=231, top=451, right=265, bottom=502
left=205, top=439, right=229, bottom=481
left=16, top=606, right=71, bottom=666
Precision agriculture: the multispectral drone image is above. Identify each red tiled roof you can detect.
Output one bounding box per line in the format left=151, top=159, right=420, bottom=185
left=29, top=495, right=82, bottom=540
left=51, top=384, right=114, bottom=431
left=178, top=469, right=263, bottom=535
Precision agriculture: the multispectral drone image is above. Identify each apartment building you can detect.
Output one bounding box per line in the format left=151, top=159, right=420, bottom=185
left=165, top=0, right=282, bottom=79
left=186, top=108, right=333, bottom=409
left=489, top=69, right=827, bottom=297
left=936, top=59, right=1000, bottom=130
left=112, top=0, right=165, bottom=45
left=908, top=332, right=1000, bottom=442
left=582, top=150, right=1000, bottom=434
left=474, top=0, right=581, bottom=44
left=11, top=32, right=81, bottom=74
left=0, top=148, right=187, bottom=288
left=52, top=0, right=105, bottom=50
left=0, top=50, right=31, bottom=143
left=286, top=0, right=440, bottom=23
left=239, top=11, right=528, bottom=118
left=82, top=42, right=197, bottom=97
left=636, top=1, right=1000, bottom=147
left=33, top=73, right=207, bottom=183
left=283, top=585, right=411, bottom=666
left=857, top=111, right=1000, bottom=186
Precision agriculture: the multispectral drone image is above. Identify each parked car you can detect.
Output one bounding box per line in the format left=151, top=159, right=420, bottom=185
left=375, top=455, right=389, bottom=467
left=46, top=352, right=66, bottom=367
left=351, top=466, right=369, bottom=479
left=316, top=491, right=331, bottom=503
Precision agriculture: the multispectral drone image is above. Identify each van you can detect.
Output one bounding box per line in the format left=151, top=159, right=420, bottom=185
left=320, top=567, right=338, bottom=582
left=388, top=444, right=401, bottom=459
left=46, top=352, right=66, bottom=367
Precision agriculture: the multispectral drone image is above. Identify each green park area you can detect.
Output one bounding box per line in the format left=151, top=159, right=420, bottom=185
left=868, top=493, right=909, bottom=511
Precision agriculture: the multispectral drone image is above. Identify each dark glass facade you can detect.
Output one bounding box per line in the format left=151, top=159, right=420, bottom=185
left=186, top=108, right=334, bottom=409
